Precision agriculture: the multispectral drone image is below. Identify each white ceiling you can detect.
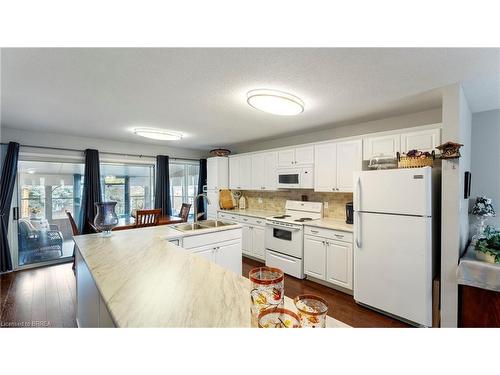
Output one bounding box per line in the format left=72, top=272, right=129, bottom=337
left=2, top=48, right=499, bottom=150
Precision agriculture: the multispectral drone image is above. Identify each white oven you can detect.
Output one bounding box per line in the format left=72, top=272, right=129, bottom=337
left=265, top=222, right=303, bottom=258
left=277, top=167, right=313, bottom=189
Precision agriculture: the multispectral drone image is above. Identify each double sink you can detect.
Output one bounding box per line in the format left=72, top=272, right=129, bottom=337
left=173, top=219, right=234, bottom=232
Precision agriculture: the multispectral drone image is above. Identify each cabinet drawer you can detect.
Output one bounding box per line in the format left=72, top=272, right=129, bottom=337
left=304, top=226, right=353, bottom=243
left=237, top=215, right=266, bottom=226
left=182, top=228, right=242, bottom=249
left=218, top=211, right=241, bottom=222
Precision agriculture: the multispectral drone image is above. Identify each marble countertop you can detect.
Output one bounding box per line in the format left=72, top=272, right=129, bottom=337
left=74, top=225, right=349, bottom=328
left=304, top=218, right=354, bottom=232
left=218, top=208, right=284, bottom=219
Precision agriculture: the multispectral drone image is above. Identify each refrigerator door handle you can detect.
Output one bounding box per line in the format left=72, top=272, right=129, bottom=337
left=355, top=212, right=361, bottom=248
left=355, top=176, right=361, bottom=211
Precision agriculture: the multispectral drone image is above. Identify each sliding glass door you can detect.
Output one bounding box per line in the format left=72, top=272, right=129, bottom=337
left=17, top=160, right=84, bottom=267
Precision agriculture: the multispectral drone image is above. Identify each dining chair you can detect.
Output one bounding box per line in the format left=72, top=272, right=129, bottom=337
left=135, top=209, right=162, bottom=228
left=179, top=203, right=191, bottom=222
left=66, top=211, right=79, bottom=272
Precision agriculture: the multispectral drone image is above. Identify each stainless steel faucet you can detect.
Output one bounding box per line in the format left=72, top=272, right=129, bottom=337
left=194, top=193, right=211, bottom=222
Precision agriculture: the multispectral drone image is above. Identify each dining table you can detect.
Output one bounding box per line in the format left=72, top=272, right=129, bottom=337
left=112, top=215, right=184, bottom=231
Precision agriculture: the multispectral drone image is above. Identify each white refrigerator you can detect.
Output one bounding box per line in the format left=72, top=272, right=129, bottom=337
left=353, top=167, right=437, bottom=327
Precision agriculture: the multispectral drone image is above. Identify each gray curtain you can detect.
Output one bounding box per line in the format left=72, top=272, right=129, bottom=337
left=0, top=142, right=20, bottom=273
left=79, top=149, right=102, bottom=234
left=154, top=155, right=172, bottom=216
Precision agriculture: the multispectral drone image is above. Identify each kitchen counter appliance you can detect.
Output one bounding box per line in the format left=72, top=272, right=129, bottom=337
left=265, top=200, right=323, bottom=278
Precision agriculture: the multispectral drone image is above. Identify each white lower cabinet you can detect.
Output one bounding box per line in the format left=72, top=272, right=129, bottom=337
left=241, top=225, right=253, bottom=256
left=303, top=227, right=353, bottom=291
left=182, top=228, right=243, bottom=275
left=304, top=235, right=326, bottom=279
left=252, top=225, right=266, bottom=259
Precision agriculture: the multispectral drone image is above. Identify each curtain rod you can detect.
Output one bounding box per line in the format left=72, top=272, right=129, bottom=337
left=0, top=142, right=201, bottom=162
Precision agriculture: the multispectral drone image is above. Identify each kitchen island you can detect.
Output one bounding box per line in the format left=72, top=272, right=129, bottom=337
left=74, top=224, right=348, bottom=328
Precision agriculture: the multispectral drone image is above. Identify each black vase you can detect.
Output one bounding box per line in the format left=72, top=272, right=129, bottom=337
left=94, top=202, right=119, bottom=237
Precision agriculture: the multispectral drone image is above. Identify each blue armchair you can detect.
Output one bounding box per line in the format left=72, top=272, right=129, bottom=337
left=18, top=219, right=64, bottom=261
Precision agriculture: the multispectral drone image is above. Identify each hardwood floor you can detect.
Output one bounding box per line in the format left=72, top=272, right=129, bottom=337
left=1, top=258, right=409, bottom=328
left=0, top=262, right=77, bottom=328
left=243, top=257, right=409, bottom=328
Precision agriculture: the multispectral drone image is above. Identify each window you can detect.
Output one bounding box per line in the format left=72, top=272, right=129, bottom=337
left=101, top=164, right=155, bottom=218
left=169, top=161, right=200, bottom=217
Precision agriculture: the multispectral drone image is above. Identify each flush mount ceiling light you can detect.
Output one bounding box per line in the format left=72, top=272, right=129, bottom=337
left=133, top=128, right=183, bottom=141
left=247, top=89, right=304, bottom=116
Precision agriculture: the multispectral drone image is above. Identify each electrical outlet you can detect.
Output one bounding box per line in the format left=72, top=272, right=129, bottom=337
left=323, top=201, right=329, bottom=209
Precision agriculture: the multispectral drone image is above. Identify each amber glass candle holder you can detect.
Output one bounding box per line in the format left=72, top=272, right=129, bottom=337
left=249, top=267, right=284, bottom=326
left=294, top=294, right=328, bottom=328
left=258, top=308, right=301, bottom=328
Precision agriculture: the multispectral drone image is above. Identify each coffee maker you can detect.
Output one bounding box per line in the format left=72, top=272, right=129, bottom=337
left=345, top=202, right=353, bottom=224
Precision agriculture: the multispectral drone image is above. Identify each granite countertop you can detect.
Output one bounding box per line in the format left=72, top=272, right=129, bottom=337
left=304, top=218, right=354, bottom=233
left=218, top=208, right=284, bottom=219
left=457, top=243, right=500, bottom=292
left=74, top=225, right=349, bottom=328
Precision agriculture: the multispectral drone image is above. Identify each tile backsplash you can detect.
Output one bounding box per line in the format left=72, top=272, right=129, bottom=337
left=235, top=190, right=353, bottom=220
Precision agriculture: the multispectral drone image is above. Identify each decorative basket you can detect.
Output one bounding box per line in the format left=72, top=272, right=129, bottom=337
left=397, top=151, right=435, bottom=169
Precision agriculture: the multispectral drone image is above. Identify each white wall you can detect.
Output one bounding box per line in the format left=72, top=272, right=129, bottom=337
left=440, top=84, right=472, bottom=328
left=232, top=108, right=442, bottom=153
left=470, top=109, right=500, bottom=229
left=1, top=127, right=207, bottom=160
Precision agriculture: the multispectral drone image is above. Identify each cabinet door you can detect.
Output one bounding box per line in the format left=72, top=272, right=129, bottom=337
left=251, top=153, right=266, bottom=190
left=400, top=127, right=441, bottom=153
left=251, top=225, right=265, bottom=260
left=278, top=148, right=295, bottom=167
left=336, top=140, right=362, bottom=192
left=363, top=134, right=400, bottom=160
left=304, top=235, right=326, bottom=280
left=326, top=240, right=353, bottom=289
left=229, top=157, right=240, bottom=189
left=241, top=225, right=253, bottom=255
left=294, top=146, right=314, bottom=165
left=264, top=151, right=278, bottom=190
left=207, top=157, right=218, bottom=190
left=192, top=246, right=216, bottom=262
left=215, top=240, right=242, bottom=275
left=314, top=143, right=337, bottom=192
left=239, top=155, right=252, bottom=190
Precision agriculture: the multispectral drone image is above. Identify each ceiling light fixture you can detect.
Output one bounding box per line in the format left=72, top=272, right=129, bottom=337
left=133, top=128, right=183, bottom=141
left=247, top=89, right=304, bottom=116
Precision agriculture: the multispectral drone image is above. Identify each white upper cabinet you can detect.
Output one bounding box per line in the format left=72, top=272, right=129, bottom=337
left=277, top=146, right=314, bottom=167
left=239, top=155, right=252, bottom=190
left=251, top=153, right=266, bottom=190
left=314, top=140, right=361, bottom=193
left=294, top=146, right=314, bottom=165
left=229, top=155, right=252, bottom=190
left=400, top=127, right=441, bottom=154
left=229, top=156, right=240, bottom=189
left=336, top=140, right=362, bottom=192
left=314, top=143, right=337, bottom=192
left=363, top=134, right=400, bottom=160
left=207, top=157, right=228, bottom=190
left=277, top=148, right=296, bottom=167
left=251, top=151, right=277, bottom=191
left=264, top=151, right=278, bottom=190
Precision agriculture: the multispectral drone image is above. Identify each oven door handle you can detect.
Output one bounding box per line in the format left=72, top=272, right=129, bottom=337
left=265, top=224, right=302, bottom=232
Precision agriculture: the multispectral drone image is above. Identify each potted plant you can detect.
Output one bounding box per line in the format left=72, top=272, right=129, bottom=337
left=471, top=196, right=496, bottom=240
left=475, top=226, right=500, bottom=264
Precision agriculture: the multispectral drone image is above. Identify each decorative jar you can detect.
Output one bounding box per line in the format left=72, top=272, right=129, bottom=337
left=94, top=202, right=119, bottom=237
left=294, top=294, right=328, bottom=328
left=258, top=308, right=301, bottom=328
left=249, top=267, right=284, bottom=326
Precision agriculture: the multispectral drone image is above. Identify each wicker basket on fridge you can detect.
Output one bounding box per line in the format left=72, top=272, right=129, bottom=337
left=397, top=150, right=435, bottom=168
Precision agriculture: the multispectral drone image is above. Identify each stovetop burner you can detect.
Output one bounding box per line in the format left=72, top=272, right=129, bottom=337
left=273, top=215, right=291, bottom=219
left=294, top=217, right=313, bottom=222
